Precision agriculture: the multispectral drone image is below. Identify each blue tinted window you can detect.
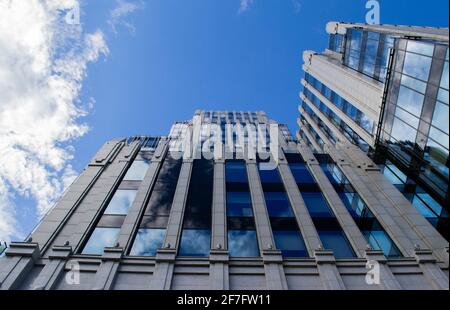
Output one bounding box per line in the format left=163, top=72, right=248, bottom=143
left=273, top=231, right=308, bottom=258
left=403, top=52, right=432, bottom=82
left=130, top=228, right=165, bottom=256
left=363, top=230, right=401, bottom=257
left=264, top=192, right=295, bottom=217
left=228, top=230, right=259, bottom=257
left=227, top=192, right=253, bottom=217
left=258, top=167, right=282, bottom=183
left=302, top=192, right=332, bottom=217
left=318, top=231, right=356, bottom=258
left=124, top=160, right=150, bottom=181
left=82, top=227, right=120, bottom=255
left=104, top=190, right=137, bottom=215
left=179, top=229, right=211, bottom=257
left=289, top=163, right=315, bottom=184
left=225, top=161, right=248, bottom=183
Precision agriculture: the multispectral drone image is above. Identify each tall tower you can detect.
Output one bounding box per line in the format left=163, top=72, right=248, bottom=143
left=0, top=110, right=448, bottom=290
left=299, top=22, right=449, bottom=240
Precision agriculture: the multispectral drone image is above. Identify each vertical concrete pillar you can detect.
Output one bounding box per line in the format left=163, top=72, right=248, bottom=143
left=209, top=250, right=229, bottom=290
left=150, top=249, right=176, bottom=290
left=414, top=249, right=449, bottom=290
left=365, top=250, right=401, bottom=290
left=92, top=247, right=123, bottom=290
left=246, top=161, right=287, bottom=290
left=31, top=245, right=72, bottom=290
left=209, top=160, right=229, bottom=290
left=0, top=243, right=40, bottom=290
left=314, top=249, right=346, bottom=290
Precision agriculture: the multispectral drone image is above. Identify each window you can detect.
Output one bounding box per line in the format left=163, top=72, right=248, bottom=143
left=402, top=52, right=432, bottom=82
left=179, top=159, right=213, bottom=257
left=228, top=230, right=259, bottom=257
left=124, top=160, right=150, bottom=181
left=81, top=227, right=120, bottom=255
left=179, top=229, right=211, bottom=257
left=264, top=192, right=295, bottom=217
left=130, top=157, right=182, bottom=256
left=129, top=228, right=165, bottom=256
left=225, top=161, right=259, bottom=257
left=318, top=231, right=356, bottom=259
left=227, top=192, right=253, bottom=217
left=272, top=231, right=308, bottom=258
left=104, top=189, right=137, bottom=215
left=258, top=163, right=308, bottom=258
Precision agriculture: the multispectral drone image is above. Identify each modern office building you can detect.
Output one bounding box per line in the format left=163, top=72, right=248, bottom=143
left=298, top=22, right=449, bottom=240
left=0, top=110, right=448, bottom=290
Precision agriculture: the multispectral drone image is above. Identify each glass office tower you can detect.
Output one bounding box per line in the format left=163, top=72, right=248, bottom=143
left=299, top=22, right=449, bottom=240
left=0, top=110, right=448, bottom=290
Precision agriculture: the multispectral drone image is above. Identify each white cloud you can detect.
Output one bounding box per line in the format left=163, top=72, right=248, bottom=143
left=108, top=0, right=144, bottom=35
left=238, top=0, right=255, bottom=13
left=0, top=0, right=109, bottom=241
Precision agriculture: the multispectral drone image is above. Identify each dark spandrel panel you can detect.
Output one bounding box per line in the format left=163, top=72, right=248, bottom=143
left=284, top=153, right=304, bottom=164
left=227, top=217, right=256, bottom=230
left=129, top=228, right=165, bottom=257
left=264, top=192, right=295, bottom=218
left=313, top=153, right=333, bottom=164
left=311, top=217, right=345, bottom=231
left=182, top=213, right=212, bottom=229
left=178, top=229, right=211, bottom=257
left=118, top=180, right=141, bottom=190
left=269, top=217, right=300, bottom=231
left=104, top=189, right=137, bottom=215
left=97, top=215, right=126, bottom=228
left=139, top=215, right=169, bottom=229
left=225, top=182, right=250, bottom=192
left=261, top=182, right=287, bottom=192
left=226, top=191, right=253, bottom=217
left=228, top=230, right=260, bottom=257
left=81, top=227, right=120, bottom=255
left=272, top=230, right=308, bottom=258
left=318, top=230, right=356, bottom=259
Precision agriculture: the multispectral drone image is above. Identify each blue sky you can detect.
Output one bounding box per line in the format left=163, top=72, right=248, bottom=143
left=1, top=0, right=448, bottom=242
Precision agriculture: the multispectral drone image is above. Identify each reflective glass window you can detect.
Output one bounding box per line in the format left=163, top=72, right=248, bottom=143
left=396, top=85, right=424, bottom=117
left=226, top=192, right=253, bottom=217
left=179, top=229, right=211, bottom=257
left=104, top=189, right=137, bottom=215
left=228, top=230, right=259, bottom=257
left=318, top=231, right=356, bottom=259
left=403, top=52, right=432, bottom=81
left=123, top=160, right=150, bottom=181
left=129, top=228, right=166, bottom=256
left=272, top=231, right=308, bottom=258
left=82, top=227, right=120, bottom=255
left=264, top=192, right=295, bottom=217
